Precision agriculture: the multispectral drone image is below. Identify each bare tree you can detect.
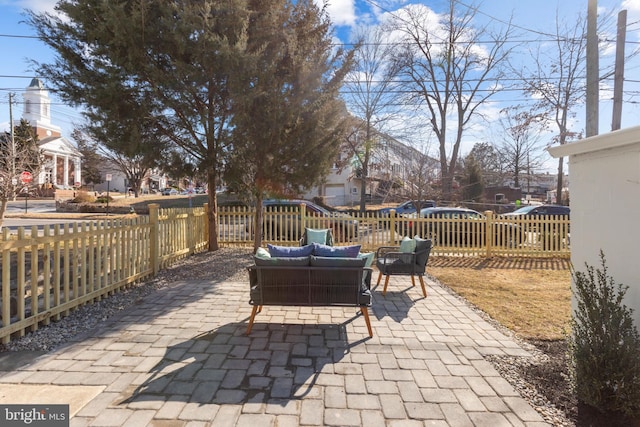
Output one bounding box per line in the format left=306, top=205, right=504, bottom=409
left=387, top=1, right=515, bottom=202
left=395, top=142, right=438, bottom=202
left=342, top=25, right=402, bottom=212
left=517, top=13, right=587, bottom=205
left=494, top=109, right=545, bottom=189
left=0, top=120, right=42, bottom=227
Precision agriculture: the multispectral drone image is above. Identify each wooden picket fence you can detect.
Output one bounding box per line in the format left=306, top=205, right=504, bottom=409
left=0, top=204, right=207, bottom=344
left=0, top=202, right=569, bottom=344
left=218, top=205, right=571, bottom=257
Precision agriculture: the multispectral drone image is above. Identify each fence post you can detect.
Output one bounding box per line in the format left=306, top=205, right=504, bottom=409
left=149, top=203, right=160, bottom=275
left=389, top=209, right=396, bottom=245
left=300, top=204, right=307, bottom=242
left=484, top=210, right=493, bottom=257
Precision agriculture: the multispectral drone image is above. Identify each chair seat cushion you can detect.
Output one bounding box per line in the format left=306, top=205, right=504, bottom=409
left=376, top=257, right=415, bottom=275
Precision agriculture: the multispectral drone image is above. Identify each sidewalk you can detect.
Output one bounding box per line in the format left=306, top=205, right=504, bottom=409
left=0, top=275, right=550, bottom=426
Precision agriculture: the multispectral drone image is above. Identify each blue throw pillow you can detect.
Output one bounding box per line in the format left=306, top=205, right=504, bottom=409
left=312, top=243, right=361, bottom=258
left=268, top=244, right=314, bottom=257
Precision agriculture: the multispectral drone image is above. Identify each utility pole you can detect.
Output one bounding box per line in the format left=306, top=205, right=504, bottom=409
left=8, top=93, right=17, bottom=201
left=611, top=10, right=627, bottom=131
left=586, top=0, right=599, bottom=137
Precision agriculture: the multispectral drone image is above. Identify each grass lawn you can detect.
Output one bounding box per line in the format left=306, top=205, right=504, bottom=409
left=428, top=256, right=572, bottom=341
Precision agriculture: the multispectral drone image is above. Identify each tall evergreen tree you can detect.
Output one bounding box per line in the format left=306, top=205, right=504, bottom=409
left=461, top=155, right=484, bottom=202
left=28, top=0, right=249, bottom=250
left=226, top=0, right=354, bottom=250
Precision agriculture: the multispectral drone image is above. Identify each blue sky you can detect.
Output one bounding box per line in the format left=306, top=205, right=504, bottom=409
left=1, top=0, right=639, bottom=172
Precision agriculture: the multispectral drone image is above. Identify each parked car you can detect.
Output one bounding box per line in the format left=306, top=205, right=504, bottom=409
left=378, top=200, right=436, bottom=217
left=254, top=199, right=358, bottom=241
left=503, top=204, right=570, bottom=218
left=396, top=207, right=524, bottom=248
left=502, top=204, right=570, bottom=246
left=161, top=188, right=178, bottom=196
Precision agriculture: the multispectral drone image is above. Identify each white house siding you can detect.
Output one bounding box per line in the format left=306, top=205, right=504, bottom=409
left=549, top=126, right=640, bottom=330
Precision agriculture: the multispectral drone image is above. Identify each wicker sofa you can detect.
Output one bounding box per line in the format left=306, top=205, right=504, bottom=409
left=247, top=248, right=374, bottom=337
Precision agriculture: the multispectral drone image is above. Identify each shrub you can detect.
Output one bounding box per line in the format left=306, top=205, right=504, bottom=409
left=96, top=195, right=113, bottom=204
left=70, top=191, right=95, bottom=203
left=569, top=250, right=640, bottom=417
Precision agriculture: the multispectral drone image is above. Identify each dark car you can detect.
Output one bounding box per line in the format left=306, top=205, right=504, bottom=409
left=161, top=188, right=178, bottom=196
left=502, top=204, right=570, bottom=247
left=253, top=199, right=358, bottom=241
left=378, top=200, right=436, bottom=217
left=503, top=204, right=570, bottom=218
left=396, top=207, right=523, bottom=248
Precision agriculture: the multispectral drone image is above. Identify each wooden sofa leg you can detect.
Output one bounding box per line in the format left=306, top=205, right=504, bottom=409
left=361, top=307, right=373, bottom=337
left=246, top=305, right=259, bottom=335
left=411, top=275, right=416, bottom=287
left=376, top=272, right=383, bottom=287
left=382, top=275, right=390, bottom=295
left=419, top=276, right=427, bottom=297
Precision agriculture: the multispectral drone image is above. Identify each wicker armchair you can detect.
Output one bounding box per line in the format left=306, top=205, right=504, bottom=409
left=375, top=237, right=432, bottom=297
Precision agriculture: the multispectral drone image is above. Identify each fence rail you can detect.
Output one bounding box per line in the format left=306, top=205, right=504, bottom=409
left=0, top=203, right=569, bottom=344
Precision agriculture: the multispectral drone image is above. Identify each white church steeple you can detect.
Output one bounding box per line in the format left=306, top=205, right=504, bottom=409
left=22, top=78, right=61, bottom=138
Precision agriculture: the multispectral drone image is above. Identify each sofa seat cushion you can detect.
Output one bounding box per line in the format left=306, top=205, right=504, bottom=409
left=254, top=256, right=310, bottom=266
left=310, top=256, right=366, bottom=268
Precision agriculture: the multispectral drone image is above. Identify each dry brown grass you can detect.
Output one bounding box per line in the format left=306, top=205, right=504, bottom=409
left=429, top=256, right=572, bottom=340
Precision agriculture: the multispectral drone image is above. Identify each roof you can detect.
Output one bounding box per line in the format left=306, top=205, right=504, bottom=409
left=28, top=78, right=44, bottom=89
left=547, top=125, right=640, bottom=158
left=38, top=135, right=83, bottom=157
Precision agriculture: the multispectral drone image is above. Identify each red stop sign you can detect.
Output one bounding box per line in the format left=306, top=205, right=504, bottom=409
left=20, top=171, right=33, bottom=184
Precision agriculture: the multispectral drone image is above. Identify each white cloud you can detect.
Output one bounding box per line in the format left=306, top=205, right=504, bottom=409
left=14, top=0, right=57, bottom=14
left=622, top=0, right=640, bottom=13
left=316, top=0, right=357, bottom=27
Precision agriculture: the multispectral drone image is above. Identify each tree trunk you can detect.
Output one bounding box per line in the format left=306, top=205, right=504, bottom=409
left=359, top=167, right=367, bottom=213
left=556, top=157, right=564, bottom=205
left=0, top=199, right=7, bottom=229
left=207, top=172, right=219, bottom=251
left=253, top=193, right=264, bottom=253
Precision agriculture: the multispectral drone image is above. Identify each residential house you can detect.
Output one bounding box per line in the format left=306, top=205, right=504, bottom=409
left=305, top=130, right=439, bottom=207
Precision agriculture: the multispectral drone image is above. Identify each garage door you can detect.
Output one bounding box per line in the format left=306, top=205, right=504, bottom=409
left=325, top=185, right=346, bottom=207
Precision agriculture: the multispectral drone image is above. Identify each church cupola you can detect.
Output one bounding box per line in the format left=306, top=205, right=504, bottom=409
left=22, top=77, right=61, bottom=138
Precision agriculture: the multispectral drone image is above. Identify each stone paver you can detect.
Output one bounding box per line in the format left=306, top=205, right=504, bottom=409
left=0, top=275, right=551, bottom=426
